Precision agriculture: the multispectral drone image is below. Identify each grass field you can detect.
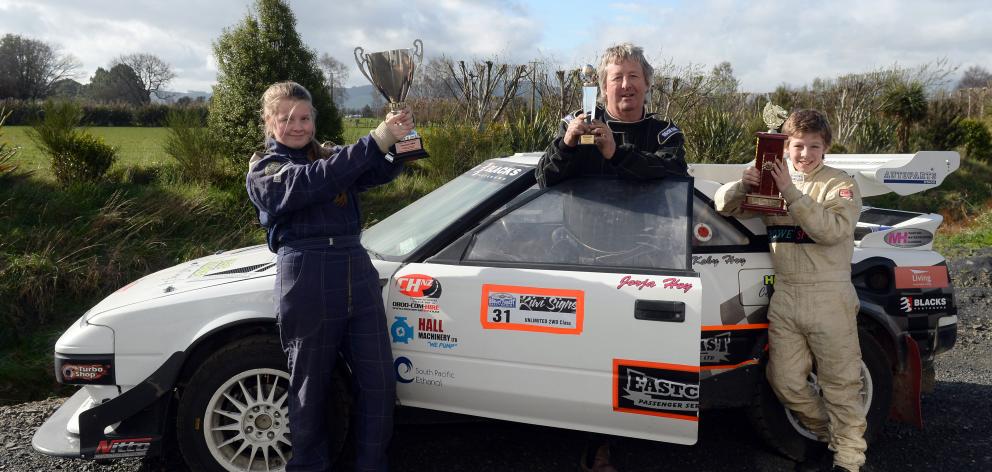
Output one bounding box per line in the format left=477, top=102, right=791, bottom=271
left=5, top=126, right=171, bottom=177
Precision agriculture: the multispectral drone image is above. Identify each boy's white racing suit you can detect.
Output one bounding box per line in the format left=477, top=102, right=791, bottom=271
left=715, top=163, right=866, bottom=472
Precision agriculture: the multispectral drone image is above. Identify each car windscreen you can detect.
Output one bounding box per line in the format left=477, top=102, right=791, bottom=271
left=465, top=177, right=693, bottom=271
left=362, top=161, right=530, bottom=259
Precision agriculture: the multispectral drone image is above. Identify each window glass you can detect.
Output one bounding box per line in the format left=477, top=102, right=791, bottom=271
left=466, top=179, right=691, bottom=270
left=691, top=196, right=749, bottom=247
left=362, top=161, right=529, bottom=259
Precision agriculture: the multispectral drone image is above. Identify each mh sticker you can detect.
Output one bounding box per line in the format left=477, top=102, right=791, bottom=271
left=480, top=284, right=584, bottom=334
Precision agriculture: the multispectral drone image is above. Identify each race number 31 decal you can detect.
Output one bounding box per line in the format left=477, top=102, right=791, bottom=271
left=480, top=284, right=584, bottom=334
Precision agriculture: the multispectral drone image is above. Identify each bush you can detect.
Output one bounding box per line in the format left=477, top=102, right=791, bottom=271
left=852, top=118, right=896, bottom=154
left=81, top=101, right=134, bottom=126
left=27, top=101, right=118, bottom=185
left=506, top=106, right=558, bottom=153
left=913, top=99, right=965, bottom=151
left=682, top=108, right=752, bottom=163
left=960, top=119, right=992, bottom=162
left=0, top=107, right=19, bottom=177
left=163, top=107, right=226, bottom=182
left=418, top=123, right=511, bottom=182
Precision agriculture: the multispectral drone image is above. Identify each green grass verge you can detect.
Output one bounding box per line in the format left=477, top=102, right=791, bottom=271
left=5, top=126, right=172, bottom=178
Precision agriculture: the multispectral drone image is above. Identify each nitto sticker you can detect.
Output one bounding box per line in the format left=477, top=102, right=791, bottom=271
left=94, top=437, right=152, bottom=459
left=613, top=359, right=699, bottom=421
left=397, top=274, right=443, bottom=298
left=480, top=284, right=584, bottom=334
left=894, top=266, right=949, bottom=289
left=883, top=228, right=933, bottom=248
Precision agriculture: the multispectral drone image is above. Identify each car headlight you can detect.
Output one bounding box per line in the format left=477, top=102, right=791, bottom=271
left=54, top=320, right=115, bottom=385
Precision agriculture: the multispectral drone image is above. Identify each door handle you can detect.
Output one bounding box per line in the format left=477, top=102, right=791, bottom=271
left=634, top=299, right=685, bottom=322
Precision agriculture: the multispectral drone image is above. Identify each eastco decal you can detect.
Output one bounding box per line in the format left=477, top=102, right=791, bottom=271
left=882, top=169, right=937, bottom=185
left=393, top=356, right=454, bottom=387
left=480, top=284, right=584, bottom=334
left=397, top=274, right=443, bottom=298
left=882, top=228, right=933, bottom=248
left=94, top=437, right=153, bottom=459
left=898, top=294, right=951, bottom=313
left=613, top=359, right=699, bottom=421
left=894, top=266, right=949, bottom=289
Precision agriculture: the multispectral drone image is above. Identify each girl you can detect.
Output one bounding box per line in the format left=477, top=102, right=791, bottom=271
left=246, top=81, right=412, bottom=471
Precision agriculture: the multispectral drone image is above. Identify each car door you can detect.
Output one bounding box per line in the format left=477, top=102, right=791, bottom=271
left=386, top=178, right=702, bottom=445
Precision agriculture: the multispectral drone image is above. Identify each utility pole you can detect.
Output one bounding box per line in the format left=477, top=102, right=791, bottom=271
left=529, top=60, right=540, bottom=121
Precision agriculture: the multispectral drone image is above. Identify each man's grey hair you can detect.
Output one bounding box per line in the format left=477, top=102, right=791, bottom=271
left=597, top=43, right=653, bottom=102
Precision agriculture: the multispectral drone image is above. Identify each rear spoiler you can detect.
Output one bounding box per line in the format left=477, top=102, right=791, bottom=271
left=689, top=151, right=960, bottom=198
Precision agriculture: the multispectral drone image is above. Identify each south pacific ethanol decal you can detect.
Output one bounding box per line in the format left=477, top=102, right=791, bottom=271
left=480, top=284, right=584, bottom=334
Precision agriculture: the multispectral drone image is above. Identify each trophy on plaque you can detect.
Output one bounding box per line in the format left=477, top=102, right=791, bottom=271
left=579, top=64, right=598, bottom=145
left=740, top=103, right=790, bottom=214
left=354, top=39, right=429, bottom=161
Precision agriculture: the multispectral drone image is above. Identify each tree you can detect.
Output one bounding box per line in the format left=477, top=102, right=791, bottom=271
left=443, top=56, right=529, bottom=131
left=882, top=81, right=928, bottom=152
left=210, top=0, right=342, bottom=157
left=956, top=65, right=992, bottom=90
left=113, top=53, right=176, bottom=99
left=86, top=64, right=149, bottom=105
left=49, top=78, right=84, bottom=98
left=0, top=34, right=80, bottom=99
left=318, top=53, right=348, bottom=104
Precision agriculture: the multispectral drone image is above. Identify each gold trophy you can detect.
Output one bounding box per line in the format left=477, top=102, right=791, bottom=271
left=354, top=39, right=429, bottom=161
left=579, top=64, right=598, bottom=145
left=741, top=103, right=789, bottom=214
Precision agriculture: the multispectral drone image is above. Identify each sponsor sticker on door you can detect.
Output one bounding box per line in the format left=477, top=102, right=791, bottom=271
left=893, top=266, right=949, bottom=289
left=480, top=284, right=584, bottom=334
left=613, top=359, right=699, bottom=421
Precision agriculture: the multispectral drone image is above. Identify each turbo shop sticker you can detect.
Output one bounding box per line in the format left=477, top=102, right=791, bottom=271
left=613, top=359, right=699, bottom=421
left=480, top=284, right=584, bottom=334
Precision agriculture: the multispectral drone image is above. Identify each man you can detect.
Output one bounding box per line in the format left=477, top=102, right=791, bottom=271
left=537, top=42, right=687, bottom=188
left=539, top=43, right=688, bottom=472
left=714, top=109, right=867, bottom=472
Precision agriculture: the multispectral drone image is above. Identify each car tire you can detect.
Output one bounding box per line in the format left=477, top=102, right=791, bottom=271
left=176, top=335, right=351, bottom=472
left=747, top=330, right=893, bottom=461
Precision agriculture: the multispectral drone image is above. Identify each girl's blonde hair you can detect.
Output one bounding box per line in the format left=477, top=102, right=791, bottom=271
left=260, top=81, right=317, bottom=139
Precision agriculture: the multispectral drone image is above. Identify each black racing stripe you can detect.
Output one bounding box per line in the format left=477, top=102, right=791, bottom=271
left=766, top=225, right=817, bottom=244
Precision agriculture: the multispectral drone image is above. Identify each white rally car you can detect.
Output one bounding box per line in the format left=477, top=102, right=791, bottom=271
left=34, top=151, right=960, bottom=471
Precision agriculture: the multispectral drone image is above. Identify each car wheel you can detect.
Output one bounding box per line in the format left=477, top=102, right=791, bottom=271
left=176, top=335, right=351, bottom=472
left=747, top=330, right=893, bottom=461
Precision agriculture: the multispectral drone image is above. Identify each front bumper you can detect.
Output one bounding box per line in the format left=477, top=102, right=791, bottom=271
left=32, top=352, right=184, bottom=460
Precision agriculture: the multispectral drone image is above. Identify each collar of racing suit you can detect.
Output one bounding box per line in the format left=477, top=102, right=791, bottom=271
left=266, top=138, right=311, bottom=161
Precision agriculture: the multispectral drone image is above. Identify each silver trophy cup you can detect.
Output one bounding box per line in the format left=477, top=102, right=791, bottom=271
left=579, top=64, right=598, bottom=145
left=354, top=39, right=429, bottom=161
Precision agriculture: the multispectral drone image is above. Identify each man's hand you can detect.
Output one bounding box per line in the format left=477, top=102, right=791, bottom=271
left=562, top=113, right=591, bottom=147
left=588, top=120, right=616, bottom=159
left=769, top=156, right=796, bottom=195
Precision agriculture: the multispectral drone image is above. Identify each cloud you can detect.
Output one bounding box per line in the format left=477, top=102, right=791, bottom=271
left=0, top=0, right=989, bottom=94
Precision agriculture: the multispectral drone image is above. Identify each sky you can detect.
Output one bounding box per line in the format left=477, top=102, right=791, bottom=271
left=1, top=0, right=990, bottom=94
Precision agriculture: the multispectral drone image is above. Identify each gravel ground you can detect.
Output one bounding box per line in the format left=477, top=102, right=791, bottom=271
left=3, top=250, right=990, bottom=472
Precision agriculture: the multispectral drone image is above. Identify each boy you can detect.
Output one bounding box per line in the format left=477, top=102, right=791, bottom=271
left=714, top=109, right=866, bottom=472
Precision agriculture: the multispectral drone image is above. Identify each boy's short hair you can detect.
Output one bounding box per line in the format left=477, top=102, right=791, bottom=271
left=782, top=109, right=832, bottom=147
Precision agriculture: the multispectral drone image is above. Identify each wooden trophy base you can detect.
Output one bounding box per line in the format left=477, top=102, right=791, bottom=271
left=741, top=193, right=787, bottom=214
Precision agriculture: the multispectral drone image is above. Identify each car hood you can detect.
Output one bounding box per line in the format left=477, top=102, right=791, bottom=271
left=84, top=245, right=277, bottom=320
